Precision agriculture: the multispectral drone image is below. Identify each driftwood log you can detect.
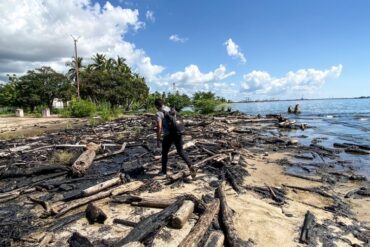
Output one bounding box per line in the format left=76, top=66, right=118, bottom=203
left=217, top=182, right=250, bottom=246
left=85, top=203, right=107, bottom=224
left=110, top=181, right=144, bottom=197
left=130, top=196, right=176, bottom=208
left=154, top=141, right=196, bottom=160
left=68, top=232, right=93, bottom=247
left=113, top=197, right=188, bottom=246
left=171, top=200, right=195, bottom=229
left=178, top=199, right=220, bottom=247
left=39, top=233, right=53, bottom=247
left=204, top=231, right=225, bottom=247
left=122, top=242, right=144, bottom=247
left=0, top=165, right=70, bottom=178
left=113, top=218, right=138, bottom=227
left=82, top=174, right=124, bottom=197
left=54, top=181, right=143, bottom=217
left=72, top=142, right=101, bottom=177
left=167, top=170, right=191, bottom=183
left=232, top=152, right=240, bottom=165
left=94, top=142, right=127, bottom=160
left=193, top=154, right=228, bottom=169
left=299, top=211, right=316, bottom=244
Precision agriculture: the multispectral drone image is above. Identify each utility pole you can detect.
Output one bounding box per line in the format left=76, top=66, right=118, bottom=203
left=71, top=35, right=80, bottom=98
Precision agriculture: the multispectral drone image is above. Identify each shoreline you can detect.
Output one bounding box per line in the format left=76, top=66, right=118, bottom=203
left=0, top=113, right=369, bottom=246
left=233, top=96, right=370, bottom=104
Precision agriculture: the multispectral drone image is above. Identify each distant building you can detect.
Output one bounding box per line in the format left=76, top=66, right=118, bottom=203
left=52, top=98, right=64, bottom=109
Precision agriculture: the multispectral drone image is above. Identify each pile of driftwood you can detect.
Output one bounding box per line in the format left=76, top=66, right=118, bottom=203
left=0, top=113, right=369, bottom=246
left=0, top=114, right=262, bottom=246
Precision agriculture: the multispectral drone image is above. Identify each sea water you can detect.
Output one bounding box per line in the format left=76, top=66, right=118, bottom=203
left=232, top=98, right=370, bottom=179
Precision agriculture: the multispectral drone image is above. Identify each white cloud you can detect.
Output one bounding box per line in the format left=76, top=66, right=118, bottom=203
left=146, top=10, right=155, bottom=22
left=224, top=38, right=246, bottom=64
left=170, top=64, right=235, bottom=85
left=151, top=64, right=236, bottom=95
left=169, top=34, right=188, bottom=43
left=241, top=64, right=343, bottom=96
left=0, top=0, right=163, bottom=81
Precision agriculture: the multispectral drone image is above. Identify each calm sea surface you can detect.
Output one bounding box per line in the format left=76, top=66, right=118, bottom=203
left=232, top=98, right=370, bottom=178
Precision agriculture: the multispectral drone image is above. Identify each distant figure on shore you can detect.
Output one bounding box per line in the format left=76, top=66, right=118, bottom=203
left=294, top=104, right=301, bottom=114
left=288, top=106, right=294, bottom=113
left=288, top=104, right=301, bottom=114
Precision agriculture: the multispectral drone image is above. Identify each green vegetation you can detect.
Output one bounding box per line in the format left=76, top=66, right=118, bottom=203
left=0, top=52, right=231, bottom=118
left=51, top=150, right=75, bottom=165
left=2, top=68, right=73, bottom=111
left=96, top=102, right=120, bottom=121
left=68, top=98, right=96, bottom=117
left=192, top=91, right=228, bottom=114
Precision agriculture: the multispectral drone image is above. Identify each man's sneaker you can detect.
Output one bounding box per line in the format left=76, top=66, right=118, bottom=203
left=189, top=167, right=197, bottom=179
left=157, top=171, right=167, bottom=177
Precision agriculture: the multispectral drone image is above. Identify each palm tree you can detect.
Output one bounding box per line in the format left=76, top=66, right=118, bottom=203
left=66, top=57, right=83, bottom=82
left=88, top=53, right=107, bottom=71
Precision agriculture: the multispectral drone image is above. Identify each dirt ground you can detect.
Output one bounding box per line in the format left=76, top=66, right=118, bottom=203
left=0, top=116, right=87, bottom=140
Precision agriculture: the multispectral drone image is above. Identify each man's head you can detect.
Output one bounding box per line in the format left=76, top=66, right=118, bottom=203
left=154, top=98, right=163, bottom=110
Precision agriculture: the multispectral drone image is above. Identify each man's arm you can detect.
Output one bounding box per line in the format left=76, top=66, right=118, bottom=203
left=156, top=118, right=162, bottom=148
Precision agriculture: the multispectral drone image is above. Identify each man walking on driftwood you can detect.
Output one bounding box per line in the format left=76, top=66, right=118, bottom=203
left=154, top=99, right=196, bottom=178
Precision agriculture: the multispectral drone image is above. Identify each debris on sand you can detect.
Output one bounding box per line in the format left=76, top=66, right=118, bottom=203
left=0, top=113, right=369, bottom=246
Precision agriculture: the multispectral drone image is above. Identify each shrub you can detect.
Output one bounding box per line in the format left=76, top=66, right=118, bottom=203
left=192, top=91, right=229, bottom=114
left=51, top=151, right=75, bottom=165
left=97, top=102, right=121, bottom=121
left=166, top=92, right=191, bottom=111
left=69, top=98, right=96, bottom=117
left=59, top=108, right=72, bottom=117
left=193, top=99, right=220, bottom=114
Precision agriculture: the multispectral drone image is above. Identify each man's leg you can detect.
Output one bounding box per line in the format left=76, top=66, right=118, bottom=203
left=161, top=134, right=172, bottom=174
left=174, top=134, right=192, bottom=167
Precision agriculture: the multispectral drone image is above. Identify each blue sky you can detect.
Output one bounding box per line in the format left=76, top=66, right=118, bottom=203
left=120, top=0, right=370, bottom=99
left=1, top=0, right=369, bottom=100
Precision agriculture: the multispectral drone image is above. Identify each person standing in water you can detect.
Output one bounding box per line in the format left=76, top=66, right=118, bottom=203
left=154, top=98, right=196, bottom=178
